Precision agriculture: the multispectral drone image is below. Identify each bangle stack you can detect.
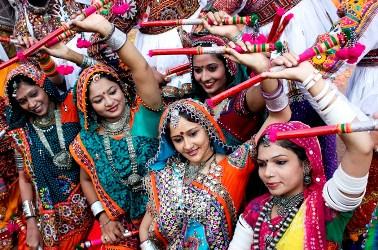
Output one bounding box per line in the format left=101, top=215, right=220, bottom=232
left=303, top=70, right=357, bottom=124
left=38, top=53, right=57, bottom=77
left=22, top=200, right=36, bottom=219
left=106, top=27, right=127, bottom=52
left=90, top=200, right=104, bottom=218
left=261, top=81, right=289, bottom=112
left=78, top=55, right=97, bottom=68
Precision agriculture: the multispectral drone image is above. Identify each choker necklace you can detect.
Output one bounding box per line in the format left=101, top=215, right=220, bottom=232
left=102, top=106, right=142, bottom=190
left=101, top=105, right=130, bottom=136
left=184, top=152, right=215, bottom=184
left=32, top=109, right=72, bottom=170
left=33, top=107, right=55, bottom=128
left=252, top=192, right=304, bottom=250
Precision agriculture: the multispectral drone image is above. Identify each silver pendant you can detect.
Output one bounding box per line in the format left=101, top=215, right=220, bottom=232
left=53, top=151, right=72, bottom=170
left=127, top=173, right=142, bottom=186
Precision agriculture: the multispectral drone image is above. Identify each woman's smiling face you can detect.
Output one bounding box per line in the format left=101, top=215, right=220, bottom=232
left=193, top=54, right=227, bottom=97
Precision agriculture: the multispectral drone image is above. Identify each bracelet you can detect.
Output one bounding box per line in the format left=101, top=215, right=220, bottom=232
left=304, top=72, right=323, bottom=91
left=90, top=201, right=105, bottom=218
left=106, top=27, right=127, bottom=52
left=230, top=31, right=243, bottom=43
left=14, top=151, right=24, bottom=171
left=302, top=69, right=320, bottom=87
left=22, top=200, right=36, bottom=219
left=99, top=23, right=115, bottom=43
left=317, top=88, right=337, bottom=111
left=78, top=55, right=97, bottom=68
left=100, top=218, right=111, bottom=228
left=261, top=81, right=289, bottom=112
left=140, top=240, right=159, bottom=250
left=320, top=95, right=357, bottom=124
left=313, top=80, right=330, bottom=101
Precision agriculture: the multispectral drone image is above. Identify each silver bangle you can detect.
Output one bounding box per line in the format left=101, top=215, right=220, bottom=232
left=79, top=55, right=97, bottom=68
left=22, top=200, right=36, bottom=219
left=231, top=31, right=243, bottom=43
left=106, top=27, right=127, bottom=52
left=90, top=201, right=105, bottom=218
left=140, top=240, right=159, bottom=250
left=15, top=151, right=24, bottom=171
left=262, top=82, right=289, bottom=112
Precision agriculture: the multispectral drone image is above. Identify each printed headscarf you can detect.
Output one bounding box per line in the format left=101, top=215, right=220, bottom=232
left=147, top=98, right=236, bottom=171
left=261, top=121, right=327, bottom=250
left=5, top=63, right=66, bottom=129
left=74, top=63, right=133, bottom=131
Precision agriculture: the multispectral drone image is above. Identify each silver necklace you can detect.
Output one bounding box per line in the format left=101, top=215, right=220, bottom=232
left=102, top=107, right=142, bottom=190
left=32, top=109, right=72, bottom=170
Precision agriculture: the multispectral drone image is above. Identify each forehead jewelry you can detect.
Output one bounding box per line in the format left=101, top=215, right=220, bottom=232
left=262, top=135, right=271, bottom=147
left=170, top=108, right=180, bottom=128
left=12, top=82, right=18, bottom=98
left=91, top=73, right=102, bottom=85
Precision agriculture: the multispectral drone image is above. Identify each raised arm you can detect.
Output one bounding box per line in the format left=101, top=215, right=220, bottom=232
left=262, top=53, right=374, bottom=211
left=72, top=14, right=162, bottom=110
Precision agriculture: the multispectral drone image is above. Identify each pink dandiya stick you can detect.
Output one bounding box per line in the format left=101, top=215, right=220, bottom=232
left=77, top=230, right=139, bottom=249
left=267, top=7, right=285, bottom=42
left=164, top=68, right=191, bottom=81
left=45, top=30, right=77, bottom=47
left=206, top=74, right=264, bottom=108
left=0, top=0, right=111, bottom=70
left=139, top=15, right=256, bottom=27
left=165, top=63, right=191, bottom=75
left=270, top=13, right=294, bottom=43
left=268, top=120, right=378, bottom=142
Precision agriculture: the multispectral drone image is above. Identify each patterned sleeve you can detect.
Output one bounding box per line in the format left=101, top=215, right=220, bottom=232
left=13, top=9, right=30, bottom=38
left=226, top=138, right=256, bottom=169
left=210, top=0, right=245, bottom=14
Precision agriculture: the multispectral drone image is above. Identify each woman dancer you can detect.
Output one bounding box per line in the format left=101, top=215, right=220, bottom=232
left=68, top=14, right=163, bottom=249
left=229, top=53, right=374, bottom=249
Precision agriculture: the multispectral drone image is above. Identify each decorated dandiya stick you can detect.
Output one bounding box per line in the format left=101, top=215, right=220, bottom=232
left=165, top=62, right=190, bottom=75
left=207, top=32, right=353, bottom=107
left=270, top=13, right=294, bottom=43
left=267, top=7, right=285, bottom=42
left=76, top=230, right=139, bottom=249
left=139, top=15, right=257, bottom=27
left=206, top=74, right=264, bottom=108
left=164, top=68, right=191, bottom=81
left=150, top=42, right=282, bottom=57
left=268, top=120, right=378, bottom=142
left=0, top=0, right=111, bottom=70
left=45, top=29, right=77, bottom=47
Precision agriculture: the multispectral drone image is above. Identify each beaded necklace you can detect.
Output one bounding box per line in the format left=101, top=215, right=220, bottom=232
left=252, top=192, right=304, bottom=249
left=101, top=106, right=142, bottom=190
left=31, top=109, right=72, bottom=170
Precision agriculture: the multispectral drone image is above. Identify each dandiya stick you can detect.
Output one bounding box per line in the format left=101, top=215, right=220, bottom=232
left=165, top=63, right=190, bottom=75
left=267, top=7, right=285, bottom=42
left=139, top=15, right=257, bottom=27
left=149, top=42, right=281, bottom=57
left=164, top=68, right=191, bottom=81
left=268, top=120, right=378, bottom=141
left=0, top=0, right=111, bottom=70
left=206, top=74, right=264, bottom=108
left=206, top=33, right=349, bottom=107
left=76, top=230, right=139, bottom=249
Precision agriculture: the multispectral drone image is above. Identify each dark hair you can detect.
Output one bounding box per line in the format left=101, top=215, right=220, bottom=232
left=257, top=136, right=308, bottom=162
left=191, top=42, right=233, bottom=101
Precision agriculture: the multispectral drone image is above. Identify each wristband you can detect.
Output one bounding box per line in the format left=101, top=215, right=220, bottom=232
left=90, top=201, right=105, bottom=218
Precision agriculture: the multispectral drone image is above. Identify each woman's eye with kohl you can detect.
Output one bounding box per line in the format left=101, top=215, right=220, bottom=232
left=207, top=64, right=218, bottom=72
left=193, top=68, right=202, bottom=74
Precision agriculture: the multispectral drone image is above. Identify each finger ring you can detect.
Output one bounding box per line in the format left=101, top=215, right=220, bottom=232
left=104, top=236, right=108, bottom=241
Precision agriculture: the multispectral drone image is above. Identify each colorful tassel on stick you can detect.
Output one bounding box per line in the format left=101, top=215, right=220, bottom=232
left=206, top=32, right=365, bottom=106
left=267, top=120, right=378, bottom=142
left=0, top=0, right=111, bottom=70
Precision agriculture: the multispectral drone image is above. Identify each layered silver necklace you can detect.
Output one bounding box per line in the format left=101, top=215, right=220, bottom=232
left=101, top=106, right=142, bottom=190
left=32, top=109, right=72, bottom=170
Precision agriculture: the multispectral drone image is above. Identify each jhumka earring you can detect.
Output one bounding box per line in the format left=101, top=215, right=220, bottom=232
left=303, top=160, right=312, bottom=185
